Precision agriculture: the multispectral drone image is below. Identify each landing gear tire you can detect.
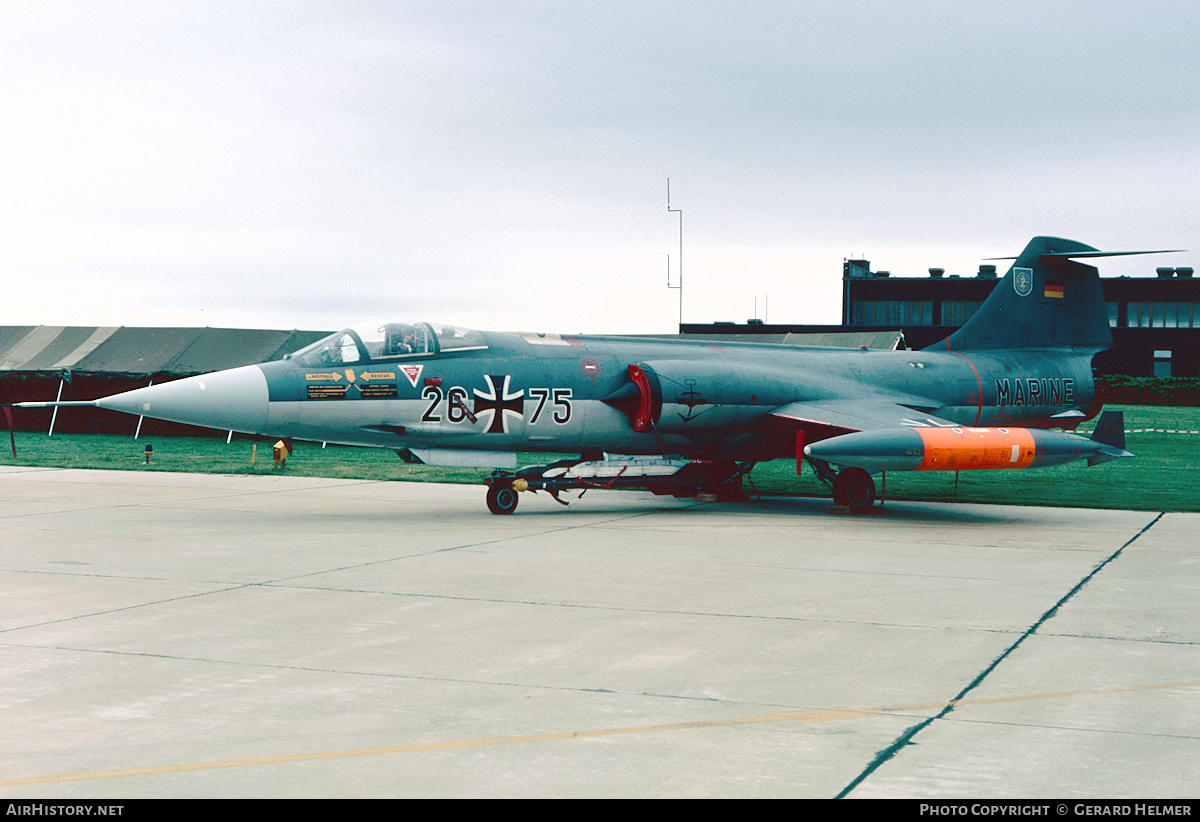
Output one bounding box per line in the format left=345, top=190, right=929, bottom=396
left=486, top=483, right=519, bottom=515
left=833, top=467, right=876, bottom=512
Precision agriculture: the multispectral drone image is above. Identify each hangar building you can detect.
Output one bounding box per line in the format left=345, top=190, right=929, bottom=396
left=0, top=326, right=327, bottom=434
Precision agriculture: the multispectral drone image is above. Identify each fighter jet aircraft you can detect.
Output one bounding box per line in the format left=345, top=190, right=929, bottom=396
left=21, top=236, right=1146, bottom=514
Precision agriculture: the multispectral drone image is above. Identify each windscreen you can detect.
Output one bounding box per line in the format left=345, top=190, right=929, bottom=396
left=289, top=322, right=486, bottom=366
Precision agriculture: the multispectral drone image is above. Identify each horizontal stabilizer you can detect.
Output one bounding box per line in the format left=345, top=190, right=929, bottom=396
left=985, top=249, right=1183, bottom=261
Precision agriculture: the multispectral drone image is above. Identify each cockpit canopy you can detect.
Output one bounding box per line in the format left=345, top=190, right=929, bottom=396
left=289, top=322, right=487, bottom=366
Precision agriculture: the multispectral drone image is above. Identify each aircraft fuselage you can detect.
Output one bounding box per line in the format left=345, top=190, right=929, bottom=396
left=114, top=330, right=1096, bottom=462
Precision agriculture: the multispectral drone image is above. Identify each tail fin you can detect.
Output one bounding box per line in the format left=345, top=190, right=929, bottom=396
left=1087, top=409, right=1132, bottom=466
left=1089, top=409, right=1126, bottom=451
left=929, top=236, right=1114, bottom=352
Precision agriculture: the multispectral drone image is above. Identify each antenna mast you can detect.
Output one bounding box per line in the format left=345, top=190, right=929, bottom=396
left=666, top=178, right=682, bottom=327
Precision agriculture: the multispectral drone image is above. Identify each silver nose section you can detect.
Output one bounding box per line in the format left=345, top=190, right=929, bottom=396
left=96, top=365, right=270, bottom=433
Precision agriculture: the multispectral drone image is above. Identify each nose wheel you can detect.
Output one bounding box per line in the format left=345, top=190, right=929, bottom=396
left=486, top=482, right=519, bottom=515
left=832, top=467, right=876, bottom=512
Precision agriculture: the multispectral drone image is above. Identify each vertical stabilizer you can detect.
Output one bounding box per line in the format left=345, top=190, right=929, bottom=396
left=928, top=237, right=1112, bottom=352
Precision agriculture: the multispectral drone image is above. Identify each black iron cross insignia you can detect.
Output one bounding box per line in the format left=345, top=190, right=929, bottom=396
left=473, top=375, right=524, bottom=434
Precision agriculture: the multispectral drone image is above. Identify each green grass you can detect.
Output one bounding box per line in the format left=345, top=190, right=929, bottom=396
left=0, top=432, right=502, bottom=485
left=2, top=405, right=1198, bottom=512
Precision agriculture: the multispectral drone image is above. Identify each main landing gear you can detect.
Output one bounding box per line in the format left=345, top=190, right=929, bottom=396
left=831, top=466, right=877, bottom=513
left=483, top=456, right=752, bottom=515
left=806, top=457, right=878, bottom=513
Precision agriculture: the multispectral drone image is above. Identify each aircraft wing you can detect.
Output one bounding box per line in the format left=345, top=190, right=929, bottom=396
left=770, top=399, right=960, bottom=434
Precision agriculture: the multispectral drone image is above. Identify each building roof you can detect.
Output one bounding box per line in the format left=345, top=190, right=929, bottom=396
left=0, top=326, right=329, bottom=377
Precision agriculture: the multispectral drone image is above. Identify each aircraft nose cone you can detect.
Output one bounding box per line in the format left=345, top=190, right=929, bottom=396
left=96, top=365, right=269, bottom=434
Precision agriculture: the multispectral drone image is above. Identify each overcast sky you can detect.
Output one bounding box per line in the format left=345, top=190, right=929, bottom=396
left=2, top=1, right=1197, bottom=335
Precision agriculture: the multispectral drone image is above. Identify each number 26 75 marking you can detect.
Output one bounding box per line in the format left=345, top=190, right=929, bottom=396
left=421, top=386, right=572, bottom=424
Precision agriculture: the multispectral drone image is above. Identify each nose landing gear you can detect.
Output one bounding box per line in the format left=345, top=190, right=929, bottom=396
left=485, top=481, right=520, bottom=515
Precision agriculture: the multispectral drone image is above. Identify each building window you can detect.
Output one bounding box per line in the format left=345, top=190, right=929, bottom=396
left=943, top=301, right=981, bottom=326
left=1131, top=302, right=1200, bottom=328
left=1107, top=302, right=1122, bottom=327
left=852, top=301, right=935, bottom=326
left=1153, top=350, right=1172, bottom=378
left=909, top=301, right=933, bottom=326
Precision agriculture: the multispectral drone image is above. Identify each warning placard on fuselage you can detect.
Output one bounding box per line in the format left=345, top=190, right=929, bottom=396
left=307, top=384, right=349, bottom=399
left=357, top=383, right=399, bottom=399
left=305, top=369, right=399, bottom=400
